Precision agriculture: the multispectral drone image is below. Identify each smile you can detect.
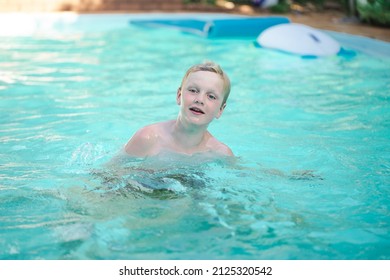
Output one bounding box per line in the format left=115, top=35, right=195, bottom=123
left=189, top=106, right=205, bottom=114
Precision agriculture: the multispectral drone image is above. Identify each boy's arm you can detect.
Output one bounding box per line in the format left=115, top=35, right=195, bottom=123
left=124, top=126, right=157, bottom=157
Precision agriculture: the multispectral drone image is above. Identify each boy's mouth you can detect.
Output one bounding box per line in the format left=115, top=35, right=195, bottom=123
left=189, top=107, right=205, bottom=114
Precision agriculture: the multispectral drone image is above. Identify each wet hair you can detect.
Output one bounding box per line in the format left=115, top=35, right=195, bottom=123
left=180, top=61, right=231, bottom=106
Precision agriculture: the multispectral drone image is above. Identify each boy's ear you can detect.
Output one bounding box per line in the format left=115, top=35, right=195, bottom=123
left=216, top=103, right=226, bottom=119
left=176, top=87, right=181, bottom=105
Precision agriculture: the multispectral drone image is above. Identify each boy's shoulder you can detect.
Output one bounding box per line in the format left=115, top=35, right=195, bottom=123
left=137, top=120, right=172, bottom=137
left=136, top=120, right=169, bottom=134
left=207, top=133, right=234, bottom=157
left=217, top=142, right=234, bottom=156
left=124, top=122, right=166, bottom=157
left=125, top=121, right=176, bottom=157
left=214, top=141, right=234, bottom=157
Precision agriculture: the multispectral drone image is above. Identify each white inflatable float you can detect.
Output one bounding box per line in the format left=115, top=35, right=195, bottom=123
left=257, top=23, right=341, bottom=57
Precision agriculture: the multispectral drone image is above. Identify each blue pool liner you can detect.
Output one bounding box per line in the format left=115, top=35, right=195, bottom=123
left=129, top=17, right=290, bottom=38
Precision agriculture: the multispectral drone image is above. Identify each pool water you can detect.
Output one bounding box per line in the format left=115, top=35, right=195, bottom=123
left=0, top=13, right=389, bottom=260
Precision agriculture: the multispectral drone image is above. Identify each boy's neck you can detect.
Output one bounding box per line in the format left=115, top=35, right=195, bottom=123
left=172, top=118, right=209, bottom=150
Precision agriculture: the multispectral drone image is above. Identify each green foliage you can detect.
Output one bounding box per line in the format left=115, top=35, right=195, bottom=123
left=269, top=0, right=291, bottom=13
left=357, top=0, right=390, bottom=26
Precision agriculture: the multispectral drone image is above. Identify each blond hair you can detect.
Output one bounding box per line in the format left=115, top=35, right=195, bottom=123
left=180, top=61, right=231, bottom=106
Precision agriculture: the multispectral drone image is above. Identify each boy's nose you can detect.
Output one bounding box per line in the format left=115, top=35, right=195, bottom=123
left=194, top=99, right=204, bottom=105
left=195, top=92, right=205, bottom=105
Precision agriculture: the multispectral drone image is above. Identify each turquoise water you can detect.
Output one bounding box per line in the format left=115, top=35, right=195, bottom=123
left=0, top=14, right=389, bottom=260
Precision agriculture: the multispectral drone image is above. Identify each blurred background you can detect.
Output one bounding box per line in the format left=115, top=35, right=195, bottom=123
left=0, top=0, right=388, bottom=41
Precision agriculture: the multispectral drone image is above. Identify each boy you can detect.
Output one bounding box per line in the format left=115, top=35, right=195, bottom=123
left=124, top=61, right=233, bottom=158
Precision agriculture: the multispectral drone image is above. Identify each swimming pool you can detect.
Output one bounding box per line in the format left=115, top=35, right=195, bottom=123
left=0, top=13, right=389, bottom=260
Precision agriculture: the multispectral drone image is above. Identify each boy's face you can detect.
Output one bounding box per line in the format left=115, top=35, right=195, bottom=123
left=177, top=71, right=226, bottom=127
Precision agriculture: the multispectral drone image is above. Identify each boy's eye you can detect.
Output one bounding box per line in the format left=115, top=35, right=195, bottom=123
left=189, top=88, right=198, bottom=93
left=208, top=94, right=216, bottom=100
